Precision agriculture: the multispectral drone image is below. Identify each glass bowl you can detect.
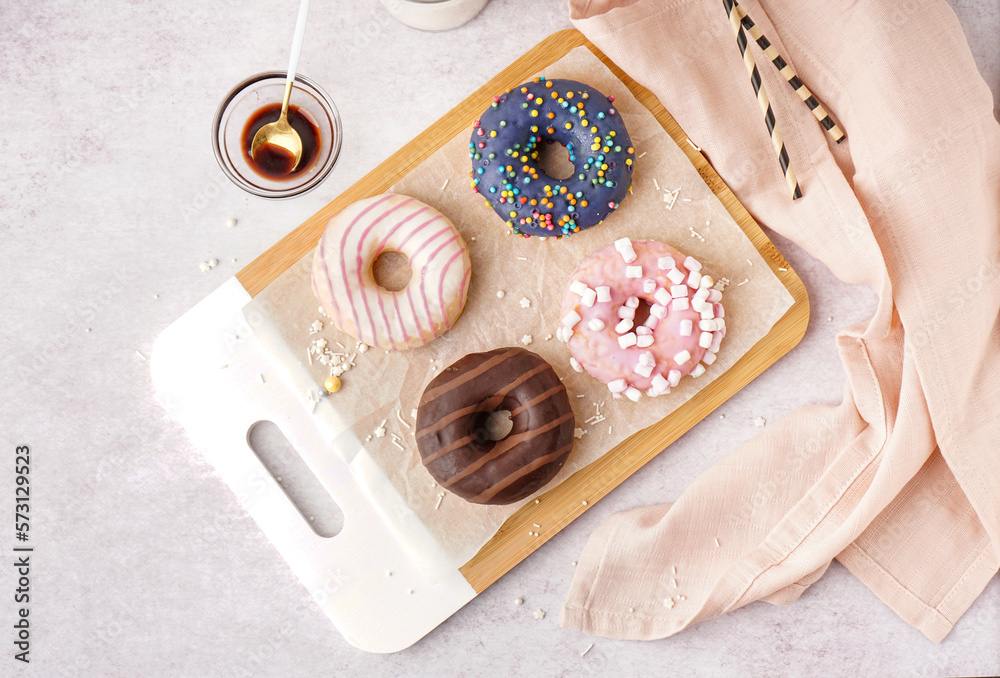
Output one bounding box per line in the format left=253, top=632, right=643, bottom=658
left=213, top=71, right=342, bottom=199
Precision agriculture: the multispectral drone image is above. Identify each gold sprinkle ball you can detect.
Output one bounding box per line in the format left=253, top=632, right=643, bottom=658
left=324, top=376, right=342, bottom=394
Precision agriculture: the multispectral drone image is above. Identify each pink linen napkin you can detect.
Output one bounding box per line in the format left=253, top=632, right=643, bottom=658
left=562, top=0, right=1000, bottom=642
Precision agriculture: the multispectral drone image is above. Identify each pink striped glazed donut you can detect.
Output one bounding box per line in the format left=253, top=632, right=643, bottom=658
left=558, top=238, right=726, bottom=401
left=312, top=194, right=472, bottom=350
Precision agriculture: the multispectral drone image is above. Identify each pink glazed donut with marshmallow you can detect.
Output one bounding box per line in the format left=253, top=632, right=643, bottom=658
left=558, top=238, right=726, bottom=401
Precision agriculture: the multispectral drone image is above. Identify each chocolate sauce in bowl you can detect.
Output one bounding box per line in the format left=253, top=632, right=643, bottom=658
left=241, top=103, right=321, bottom=179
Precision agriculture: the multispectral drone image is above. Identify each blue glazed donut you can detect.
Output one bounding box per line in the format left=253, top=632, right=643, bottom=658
left=469, top=77, right=635, bottom=238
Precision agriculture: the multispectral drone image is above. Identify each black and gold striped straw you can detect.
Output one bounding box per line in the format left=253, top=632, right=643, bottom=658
left=734, top=2, right=845, bottom=143
left=722, top=0, right=801, bottom=199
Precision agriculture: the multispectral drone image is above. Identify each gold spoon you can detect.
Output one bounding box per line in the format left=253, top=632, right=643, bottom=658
left=250, top=0, right=311, bottom=172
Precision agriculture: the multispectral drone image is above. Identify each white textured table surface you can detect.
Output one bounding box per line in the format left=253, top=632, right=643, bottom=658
left=2, top=1, right=998, bottom=675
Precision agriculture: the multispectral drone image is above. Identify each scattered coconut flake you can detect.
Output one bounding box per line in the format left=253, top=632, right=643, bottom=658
left=663, top=188, right=680, bottom=210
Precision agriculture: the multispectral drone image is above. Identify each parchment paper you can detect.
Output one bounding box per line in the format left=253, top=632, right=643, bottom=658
left=248, top=47, right=794, bottom=569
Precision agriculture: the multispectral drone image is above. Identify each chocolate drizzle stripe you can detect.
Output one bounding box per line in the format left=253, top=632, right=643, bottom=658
left=419, top=348, right=522, bottom=404
left=439, top=411, right=574, bottom=487
left=470, top=441, right=575, bottom=504
left=507, top=384, right=566, bottom=418
left=414, top=363, right=550, bottom=438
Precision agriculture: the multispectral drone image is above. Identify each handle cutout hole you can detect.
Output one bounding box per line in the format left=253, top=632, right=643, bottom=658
left=247, top=421, right=344, bottom=538
left=372, top=250, right=412, bottom=292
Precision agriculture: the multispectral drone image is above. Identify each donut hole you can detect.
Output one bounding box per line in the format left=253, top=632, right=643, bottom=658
left=536, top=139, right=575, bottom=181
left=633, top=298, right=652, bottom=327
left=372, top=250, right=412, bottom=292
left=476, top=409, right=514, bottom=442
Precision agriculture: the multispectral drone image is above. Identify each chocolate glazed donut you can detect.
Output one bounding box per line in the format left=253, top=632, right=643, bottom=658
left=415, top=347, right=576, bottom=505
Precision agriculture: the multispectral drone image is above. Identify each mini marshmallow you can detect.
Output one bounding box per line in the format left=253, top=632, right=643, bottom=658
left=702, top=351, right=717, bottom=365
left=654, top=287, right=672, bottom=306
left=608, top=378, right=627, bottom=393
left=699, top=332, right=713, bottom=348
left=670, top=284, right=688, bottom=298
left=614, top=237, right=637, bottom=263
left=596, top=286, right=612, bottom=302
left=569, top=357, right=584, bottom=372
left=581, top=288, right=597, bottom=307
left=679, top=319, right=693, bottom=337
left=618, top=332, right=638, bottom=349
left=588, top=318, right=606, bottom=331
left=645, top=388, right=662, bottom=398
left=651, top=373, right=669, bottom=393
left=667, top=267, right=686, bottom=285
left=699, top=319, right=717, bottom=331
left=643, top=278, right=657, bottom=294
left=615, top=318, right=634, bottom=334
left=556, top=326, right=571, bottom=342
left=636, top=325, right=653, bottom=335
left=626, top=265, right=643, bottom=278
left=715, top=303, right=725, bottom=318
left=634, top=361, right=654, bottom=378
left=683, top=256, right=702, bottom=272
left=642, top=314, right=660, bottom=330
left=694, top=287, right=711, bottom=303
left=708, top=289, right=723, bottom=302
left=691, top=363, right=706, bottom=378
left=667, top=369, right=682, bottom=387
left=650, top=304, right=668, bottom=319
left=657, top=256, right=676, bottom=270
left=624, top=386, right=642, bottom=402
left=687, top=271, right=702, bottom=288
left=636, top=334, right=654, bottom=348
left=618, top=305, right=636, bottom=320
left=639, top=351, right=655, bottom=366
left=666, top=297, right=688, bottom=312
left=562, top=310, right=581, bottom=328
left=569, top=280, right=589, bottom=296
left=699, top=275, right=714, bottom=288
left=710, top=330, right=724, bottom=353
left=625, top=296, right=640, bottom=308
left=674, top=349, right=691, bottom=365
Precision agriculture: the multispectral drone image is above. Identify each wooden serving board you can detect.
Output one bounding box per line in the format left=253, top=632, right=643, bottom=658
left=238, top=29, right=807, bottom=597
